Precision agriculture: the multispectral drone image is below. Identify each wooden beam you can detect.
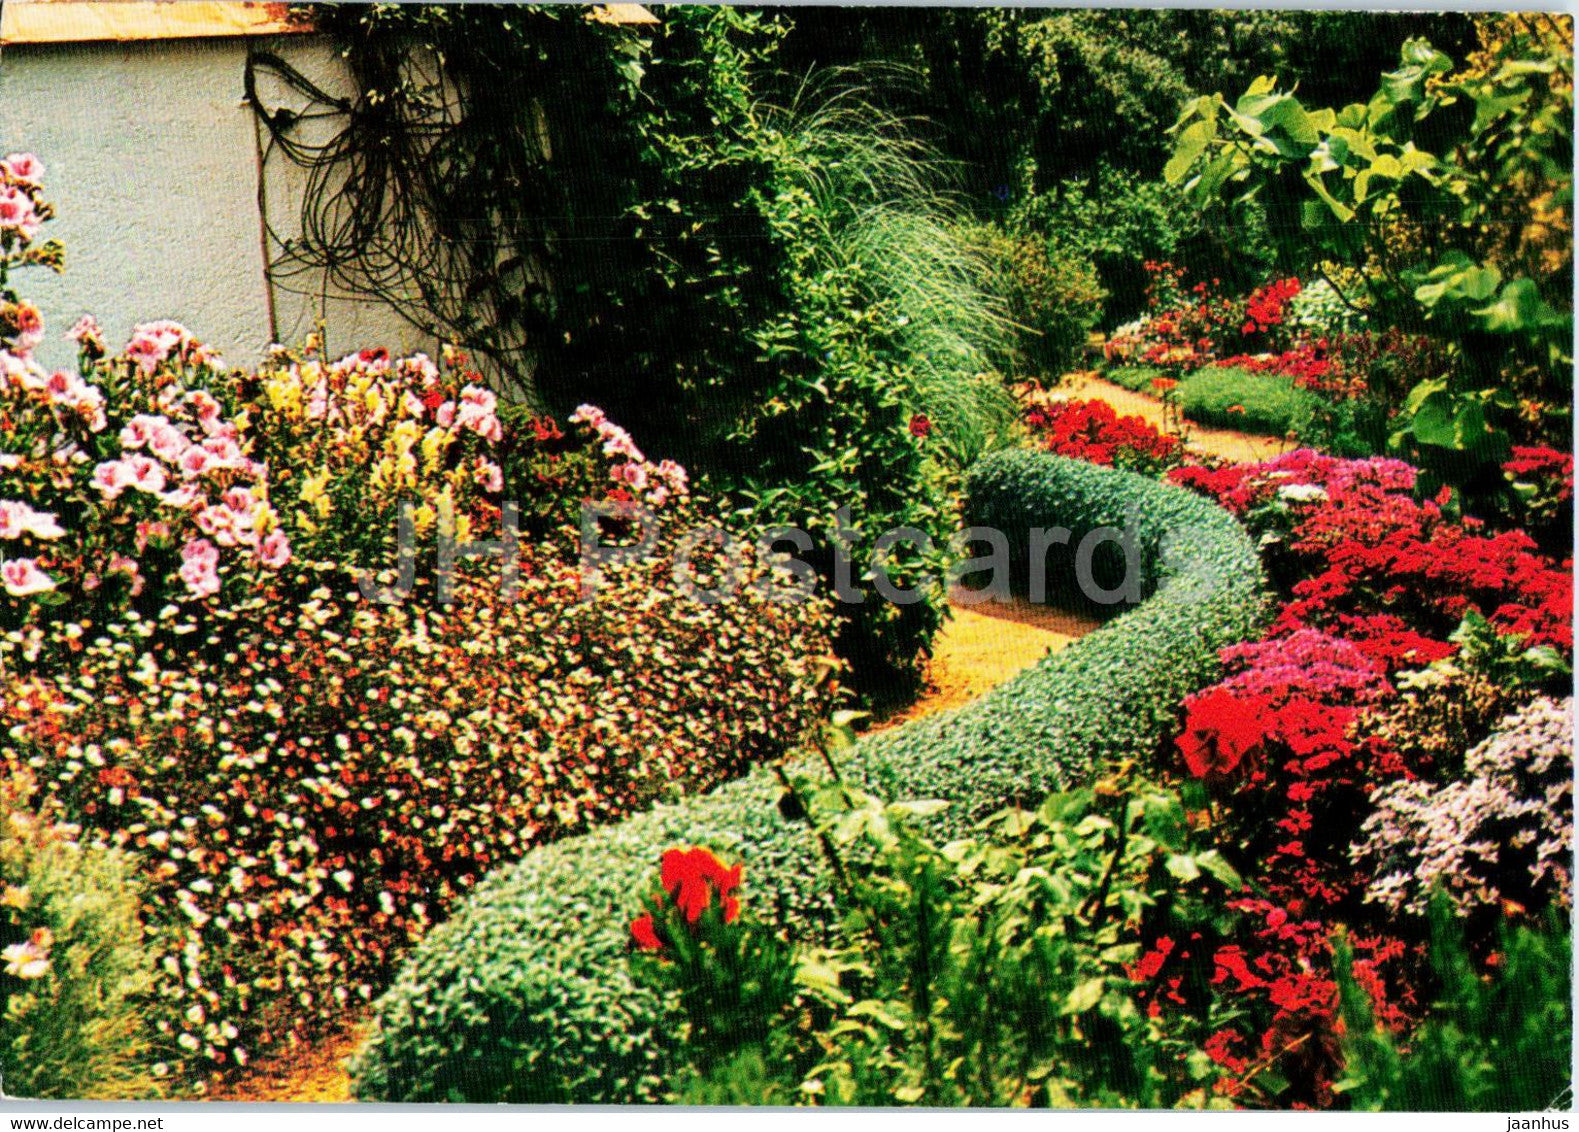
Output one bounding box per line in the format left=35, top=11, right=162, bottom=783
left=0, top=2, right=314, bottom=47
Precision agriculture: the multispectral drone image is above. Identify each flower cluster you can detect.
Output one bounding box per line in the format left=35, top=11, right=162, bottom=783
left=1149, top=444, right=1574, bottom=1107
left=1353, top=696, right=1573, bottom=919
left=1241, top=277, right=1300, bottom=336
left=1022, top=396, right=1182, bottom=475
left=1, top=167, right=288, bottom=649
left=630, top=847, right=743, bottom=953
left=1170, top=449, right=1572, bottom=659
left=568, top=403, right=689, bottom=508
left=247, top=345, right=508, bottom=566
left=1103, top=266, right=1305, bottom=372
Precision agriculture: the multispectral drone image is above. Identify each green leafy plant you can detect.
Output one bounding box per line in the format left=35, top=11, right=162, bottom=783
left=1177, top=367, right=1321, bottom=437
left=1334, top=895, right=1572, bottom=1111
left=1164, top=17, right=1573, bottom=498
left=652, top=776, right=1243, bottom=1107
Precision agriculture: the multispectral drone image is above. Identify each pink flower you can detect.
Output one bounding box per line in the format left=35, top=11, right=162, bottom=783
left=0, top=500, right=64, bottom=540
left=655, top=460, right=689, bottom=495
left=475, top=458, right=504, bottom=494
left=124, top=456, right=167, bottom=495
left=612, top=461, right=648, bottom=491
left=258, top=529, right=291, bottom=569
left=1, top=558, right=54, bottom=597
left=178, top=538, right=221, bottom=598
left=570, top=404, right=607, bottom=429
left=0, top=187, right=40, bottom=242
left=1, top=153, right=43, bottom=186
left=92, top=459, right=134, bottom=499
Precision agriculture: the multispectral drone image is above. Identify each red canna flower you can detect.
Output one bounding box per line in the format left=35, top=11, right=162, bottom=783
left=908, top=413, right=932, bottom=439
left=660, top=846, right=742, bottom=924
left=629, top=912, right=664, bottom=952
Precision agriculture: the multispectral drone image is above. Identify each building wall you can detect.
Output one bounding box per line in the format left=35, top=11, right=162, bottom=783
left=0, top=32, right=435, bottom=371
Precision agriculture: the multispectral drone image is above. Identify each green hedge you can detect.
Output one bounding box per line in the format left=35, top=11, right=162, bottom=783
left=1102, top=364, right=1175, bottom=393
left=1178, top=366, right=1321, bottom=436
left=350, top=451, right=1269, bottom=1103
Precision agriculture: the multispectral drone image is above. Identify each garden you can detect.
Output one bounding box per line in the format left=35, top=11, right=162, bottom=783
left=0, top=5, right=1572, bottom=1111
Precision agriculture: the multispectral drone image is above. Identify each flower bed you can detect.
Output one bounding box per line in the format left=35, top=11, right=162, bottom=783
left=0, top=161, right=838, bottom=1088
left=350, top=450, right=1269, bottom=1102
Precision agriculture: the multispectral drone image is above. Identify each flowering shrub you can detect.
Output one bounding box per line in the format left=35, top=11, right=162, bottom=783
left=1170, top=449, right=1572, bottom=659
left=0, top=772, right=162, bottom=1099
left=1353, top=696, right=1573, bottom=921
left=1103, top=264, right=1302, bottom=370
left=1022, top=396, right=1182, bottom=474
left=1285, top=277, right=1369, bottom=337
left=1148, top=442, right=1574, bottom=1107
left=5, top=519, right=835, bottom=1080
left=0, top=164, right=289, bottom=655
left=0, top=158, right=840, bottom=1088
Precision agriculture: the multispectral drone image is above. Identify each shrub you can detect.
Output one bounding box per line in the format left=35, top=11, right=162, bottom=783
left=1335, top=896, right=1572, bottom=1111
left=1352, top=696, right=1573, bottom=921
left=351, top=450, right=1269, bottom=1103
left=959, top=222, right=1106, bottom=377
left=0, top=774, right=162, bottom=1100
left=640, top=778, right=1246, bottom=1107
left=4, top=472, right=836, bottom=1082
left=1177, top=367, right=1321, bottom=436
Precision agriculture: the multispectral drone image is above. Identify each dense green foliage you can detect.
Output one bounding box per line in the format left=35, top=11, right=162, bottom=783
left=958, top=222, right=1106, bottom=377
left=301, top=5, right=1022, bottom=702
left=656, top=778, right=1245, bottom=1106
left=1166, top=16, right=1572, bottom=495
left=1335, top=897, right=1572, bottom=1111
left=0, top=776, right=162, bottom=1100
left=1177, top=368, right=1323, bottom=437
left=351, top=452, right=1268, bottom=1103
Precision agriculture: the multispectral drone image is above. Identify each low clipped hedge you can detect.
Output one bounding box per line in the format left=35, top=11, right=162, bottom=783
left=1102, top=364, right=1175, bottom=393
left=351, top=451, right=1269, bottom=1103
left=1178, top=366, right=1321, bottom=436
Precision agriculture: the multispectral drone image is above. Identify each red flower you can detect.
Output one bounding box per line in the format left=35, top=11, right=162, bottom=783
left=629, top=912, right=663, bottom=952
left=908, top=413, right=933, bottom=439
left=660, top=846, right=742, bottom=924
left=1177, top=688, right=1273, bottom=780
left=1149, top=377, right=1179, bottom=394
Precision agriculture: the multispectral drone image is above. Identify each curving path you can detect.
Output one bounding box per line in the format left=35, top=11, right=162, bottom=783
left=1056, top=371, right=1291, bottom=465
left=210, top=594, right=1102, bottom=1102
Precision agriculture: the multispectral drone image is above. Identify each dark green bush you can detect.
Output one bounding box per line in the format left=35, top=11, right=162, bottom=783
left=351, top=452, right=1268, bottom=1103
left=1335, top=896, right=1572, bottom=1111
left=958, top=223, right=1106, bottom=378
left=1178, top=366, right=1322, bottom=436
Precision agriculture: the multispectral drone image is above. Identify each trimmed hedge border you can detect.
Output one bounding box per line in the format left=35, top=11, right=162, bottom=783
left=350, top=451, right=1270, bottom=1103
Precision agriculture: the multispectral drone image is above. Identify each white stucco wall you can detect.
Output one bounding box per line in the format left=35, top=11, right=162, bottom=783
left=0, top=32, right=435, bottom=370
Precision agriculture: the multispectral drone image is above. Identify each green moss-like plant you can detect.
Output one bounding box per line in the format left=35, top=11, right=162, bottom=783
left=350, top=451, right=1268, bottom=1103
left=1177, top=366, right=1323, bottom=436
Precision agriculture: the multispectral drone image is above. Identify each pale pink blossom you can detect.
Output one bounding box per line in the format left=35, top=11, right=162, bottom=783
left=0, top=187, right=40, bottom=242
left=258, top=529, right=291, bottom=569
left=1, top=154, right=43, bottom=186
left=0, top=501, right=64, bottom=540
left=92, top=459, right=134, bottom=499
left=178, top=538, right=221, bottom=598
left=1, top=558, right=54, bottom=597
left=611, top=461, right=648, bottom=491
